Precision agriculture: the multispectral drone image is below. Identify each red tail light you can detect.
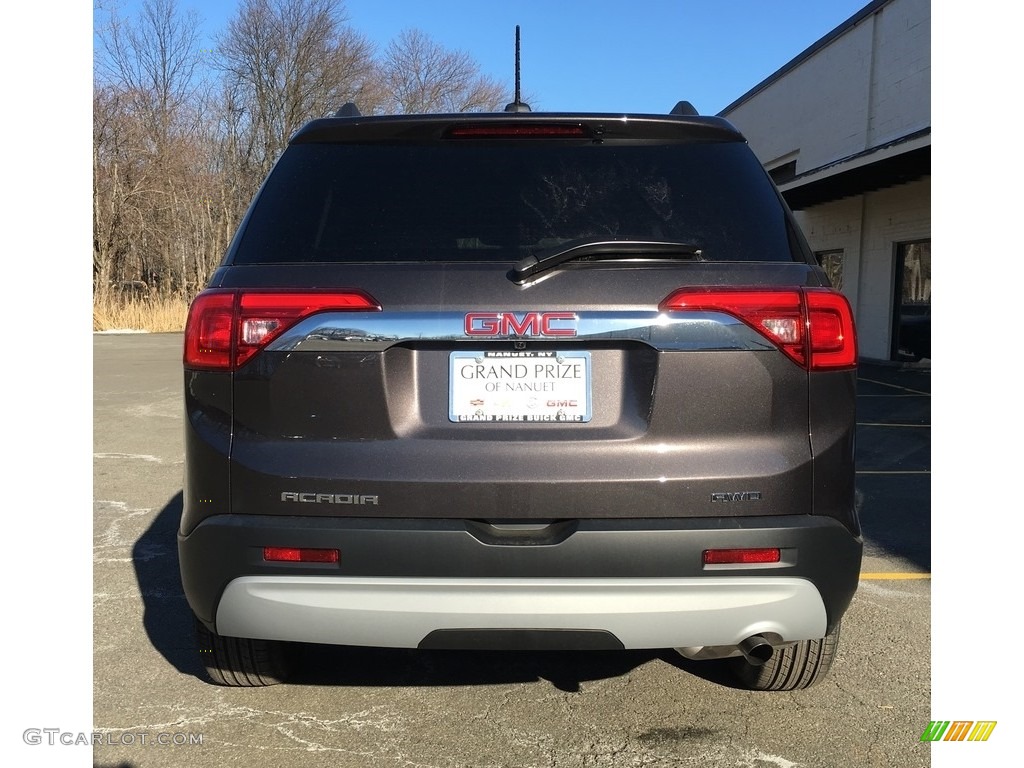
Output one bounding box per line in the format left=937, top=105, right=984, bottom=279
left=804, top=289, right=858, bottom=370
left=184, top=289, right=381, bottom=371
left=659, top=287, right=857, bottom=371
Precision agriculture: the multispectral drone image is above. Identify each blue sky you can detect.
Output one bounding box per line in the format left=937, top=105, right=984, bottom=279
left=100, top=0, right=872, bottom=115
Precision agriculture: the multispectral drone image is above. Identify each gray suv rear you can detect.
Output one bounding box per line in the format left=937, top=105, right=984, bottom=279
left=179, top=104, right=861, bottom=690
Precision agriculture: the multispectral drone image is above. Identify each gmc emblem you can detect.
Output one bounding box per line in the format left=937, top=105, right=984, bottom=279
left=464, top=312, right=577, bottom=337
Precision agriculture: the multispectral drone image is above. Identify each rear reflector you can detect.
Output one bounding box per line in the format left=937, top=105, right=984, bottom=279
left=659, top=286, right=857, bottom=371
left=263, top=547, right=339, bottom=564
left=184, top=289, right=381, bottom=371
left=703, top=548, right=781, bottom=565
left=445, top=123, right=588, bottom=139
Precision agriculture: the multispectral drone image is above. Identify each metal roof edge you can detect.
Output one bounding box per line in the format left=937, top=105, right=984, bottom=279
left=777, top=127, right=930, bottom=192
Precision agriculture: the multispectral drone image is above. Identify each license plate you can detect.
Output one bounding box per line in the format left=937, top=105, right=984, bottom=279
left=449, top=351, right=592, bottom=423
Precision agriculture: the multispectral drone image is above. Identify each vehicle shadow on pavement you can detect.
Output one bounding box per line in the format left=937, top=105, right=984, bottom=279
left=285, top=644, right=733, bottom=693
left=132, top=492, right=204, bottom=679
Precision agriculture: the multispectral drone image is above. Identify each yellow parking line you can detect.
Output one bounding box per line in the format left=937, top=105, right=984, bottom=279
left=860, top=573, right=931, bottom=580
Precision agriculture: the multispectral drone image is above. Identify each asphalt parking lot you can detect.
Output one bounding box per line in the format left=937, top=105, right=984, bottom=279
left=853, top=361, right=931, bottom=574
left=90, top=334, right=932, bottom=768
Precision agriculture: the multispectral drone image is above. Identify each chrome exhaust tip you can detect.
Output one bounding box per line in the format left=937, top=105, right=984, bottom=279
left=738, top=635, right=774, bottom=666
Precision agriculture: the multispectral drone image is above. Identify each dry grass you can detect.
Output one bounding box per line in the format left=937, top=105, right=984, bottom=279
left=93, top=294, right=191, bottom=333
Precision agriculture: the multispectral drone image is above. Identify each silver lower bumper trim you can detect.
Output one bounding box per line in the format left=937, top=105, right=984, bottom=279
left=216, top=576, right=828, bottom=649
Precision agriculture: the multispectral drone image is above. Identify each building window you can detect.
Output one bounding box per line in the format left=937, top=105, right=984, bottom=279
left=900, top=241, right=930, bottom=304
left=815, top=249, right=844, bottom=291
left=892, top=240, right=930, bottom=361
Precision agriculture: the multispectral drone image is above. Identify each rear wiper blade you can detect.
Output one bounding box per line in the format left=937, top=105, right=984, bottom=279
left=510, top=238, right=702, bottom=283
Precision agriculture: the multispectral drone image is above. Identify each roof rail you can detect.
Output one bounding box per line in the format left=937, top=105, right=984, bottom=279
left=335, top=102, right=362, bottom=118
left=669, top=101, right=699, bottom=116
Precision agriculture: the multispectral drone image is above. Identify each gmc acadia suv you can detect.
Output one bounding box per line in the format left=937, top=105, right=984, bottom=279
left=179, top=101, right=861, bottom=690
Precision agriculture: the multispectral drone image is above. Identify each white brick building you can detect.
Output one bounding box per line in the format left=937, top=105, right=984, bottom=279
left=720, top=0, right=930, bottom=362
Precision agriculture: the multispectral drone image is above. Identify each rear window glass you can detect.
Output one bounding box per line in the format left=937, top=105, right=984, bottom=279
left=231, top=141, right=795, bottom=264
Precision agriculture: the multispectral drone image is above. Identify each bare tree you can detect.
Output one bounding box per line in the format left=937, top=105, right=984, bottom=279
left=92, top=1, right=518, bottom=310
left=96, top=0, right=203, bottom=151
left=94, top=0, right=228, bottom=297
left=378, top=29, right=508, bottom=114
left=217, top=0, right=377, bottom=193
left=93, top=85, right=153, bottom=296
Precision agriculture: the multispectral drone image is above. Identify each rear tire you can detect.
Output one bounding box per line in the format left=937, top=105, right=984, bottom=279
left=195, top=617, right=291, bottom=686
left=729, top=623, right=841, bottom=691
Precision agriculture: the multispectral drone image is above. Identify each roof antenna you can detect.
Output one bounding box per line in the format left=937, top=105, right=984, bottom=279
left=504, top=26, right=531, bottom=113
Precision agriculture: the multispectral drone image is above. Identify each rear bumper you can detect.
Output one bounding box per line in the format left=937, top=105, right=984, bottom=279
left=216, top=575, right=827, bottom=650
left=179, top=514, right=861, bottom=649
